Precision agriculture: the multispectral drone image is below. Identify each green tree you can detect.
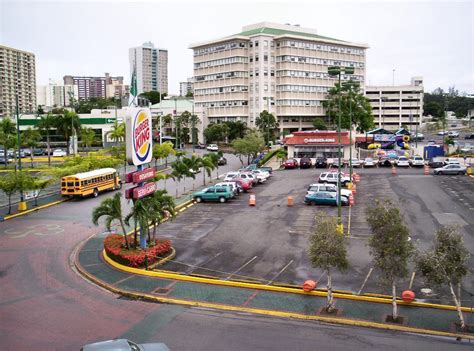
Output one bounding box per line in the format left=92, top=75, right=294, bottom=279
left=75, top=97, right=119, bottom=114
left=185, top=91, right=194, bottom=98
left=323, top=82, right=374, bottom=132
left=416, top=226, right=470, bottom=329
left=124, top=199, right=150, bottom=248
left=36, top=113, right=56, bottom=166
left=107, top=120, right=125, bottom=146
left=182, top=155, right=201, bottom=190
left=170, top=160, right=188, bottom=198
left=366, top=200, right=413, bottom=322
left=255, top=110, right=279, bottom=144
left=152, top=141, right=175, bottom=168
left=80, top=127, right=96, bottom=153
left=36, top=105, right=45, bottom=116
left=139, top=91, right=166, bottom=105
left=312, top=118, right=328, bottom=130
left=55, top=110, right=81, bottom=155
left=225, top=121, right=248, bottom=141
left=424, top=101, right=444, bottom=118
left=308, top=215, right=349, bottom=312
left=0, top=172, right=18, bottom=214
left=0, top=118, right=17, bottom=168
left=232, top=130, right=266, bottom=165
left=204, top=123, right=229, bottom=143
left=22, top=128, right=42, bottom=167
left=92, top=193, right=130, bottom=249
left=31, top=177, right=54, bottom=207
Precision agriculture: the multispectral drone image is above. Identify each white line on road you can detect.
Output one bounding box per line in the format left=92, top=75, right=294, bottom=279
left=267, top=260, right=294, bottom=285
left=186, top=252, right=223, bottom=274
left=225, top=256, right=258, bottom=280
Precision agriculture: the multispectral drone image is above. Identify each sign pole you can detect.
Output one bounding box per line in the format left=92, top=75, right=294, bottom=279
left=137, top=164, right=147, bottom=249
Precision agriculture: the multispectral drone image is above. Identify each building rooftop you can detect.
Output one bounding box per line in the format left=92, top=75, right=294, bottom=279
left=190, top=22, right=368, bottom=49
left=150, top=98, right=194, bottom=109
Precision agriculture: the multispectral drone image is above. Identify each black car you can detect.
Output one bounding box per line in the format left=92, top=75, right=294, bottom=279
left=428, top=157, right=445, bottom=168
left=299, top=157, right=312, bottom=169
left=465, top=133, right=474, bottom=140
left=0, top=156, right=10, bottom=165
left=315, top=157, right=327, bottom=168
left=218, top=156, right=227, bottom=166
left=195, top=143, right=206, bottom=149
left=378, top=157, right=393, bottom=167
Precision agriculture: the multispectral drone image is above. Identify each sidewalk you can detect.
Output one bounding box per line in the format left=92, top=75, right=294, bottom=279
left=76, top=233, right=474, bottom=339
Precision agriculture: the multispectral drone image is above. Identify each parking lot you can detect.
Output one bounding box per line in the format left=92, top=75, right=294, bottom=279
left=158, top=165, right=474, bottom=302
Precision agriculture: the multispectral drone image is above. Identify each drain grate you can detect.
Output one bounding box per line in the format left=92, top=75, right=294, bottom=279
left=153, top=287, right=171, bottom=295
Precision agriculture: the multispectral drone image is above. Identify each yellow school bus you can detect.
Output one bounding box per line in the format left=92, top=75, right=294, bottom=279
left=61, top=168, right=122, bottom=198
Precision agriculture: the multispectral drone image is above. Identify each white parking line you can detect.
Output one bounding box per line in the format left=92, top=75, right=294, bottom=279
left=225, top=256, right=258, bottom=280
left=186, top=252, right=223, bottom=274
left=267, top=259, right=294, bottom=285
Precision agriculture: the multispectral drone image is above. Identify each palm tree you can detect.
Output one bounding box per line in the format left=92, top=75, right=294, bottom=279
left=143, top=190, right=176, bottom=242
left=124, top=199, right=150, bottom=248
left=182, top=155, right=200, bottom=190
left=200, top=155, right=216, bottom=186
left=55, top=110, right=81, bottom=155
left=107, top=120, right=125, bottom=146
left=36, top=113, right=56, bottom=166
left=170, top=160, right=187, bottom=198
left=92, top=193, right=130, bottom=249
left=80, top=127, right=96, bottom=154
left=153, top=172, right=173, bottom=191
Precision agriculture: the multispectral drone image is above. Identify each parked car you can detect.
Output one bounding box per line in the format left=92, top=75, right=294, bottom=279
left=195, top=143, right=206, bottom=149
left=314, top=157, right=328, bottom=168
left=243, top=163, right=273, bottom=174
left=284, top=159, right=298, bottom=169
left=304, top=191, right=349, bottom=206
left=428, top=157, right=445, bottom=168
left=433, top=164, right=467, bottom=175
left=52, top=149, right=67, bottom=157
left=331, top=158, right=345, bottom=168
left=252, top=169, right=270, bottom=181
left=348, top=158, right=362, bottom=168
left=299, top=157, right=312, bottom=169
left=444, top=157, right=461, bottom=165
left=206, top=144, right=218, bottom=152
left=437, top=131, right=449, bottom=136
left=33, top=149, right=44, bottom=156
left=427, top=140, right=437, bottom=145
left=363, top=157, right=376, bottom=167
left=395, top=156, right=410, bottom=167
left=193, top=185, right=234, bottom=203
left=0, top=156, right=11, bottom=165
left=232, top=177, right=252, bottom=192
left=448, top=131, right=460, bottom=138
left=318, top=172, right=352, bottom=187
left=411, top=132, right=424, bottom=141
left=464, top=132, right=474, bottom=140
left=223, top=172, right=240, bottom=182
left=81, top=339, right=169, bottom=351
left=215, top=182, right=239, bottom=196
left=409, top=156, right=425, bottom=167
left=378, top=156, right=393, bottom=167
left=22, top=149, right=32, bottom=157
left=218, top=156, right=227, bottom=165
left=239, top=171, right=262, bottom=184
left=307, top=183, right=352, bottom=198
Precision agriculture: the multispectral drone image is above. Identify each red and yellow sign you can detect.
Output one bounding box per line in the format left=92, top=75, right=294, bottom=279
left=126, top=108, right=153, bottom=166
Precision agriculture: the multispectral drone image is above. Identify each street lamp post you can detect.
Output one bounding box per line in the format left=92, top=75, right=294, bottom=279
left=263, top=97, right=274, bottom=145
left=381, top=97, right=387, bottom=129
left=328, top=66, right=354, bottom=233
left=343, top=81, right=359, bottom=191
left=192, top=101, right=196, bottom=153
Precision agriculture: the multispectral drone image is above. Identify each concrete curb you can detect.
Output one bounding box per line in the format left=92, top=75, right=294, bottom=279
left=1, top=198, right=69, bottom=221
left=73, top=249, right=474, bottom=340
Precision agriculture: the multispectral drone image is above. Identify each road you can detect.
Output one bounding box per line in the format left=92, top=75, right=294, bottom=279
left=0, top=153, right=472, bottom=350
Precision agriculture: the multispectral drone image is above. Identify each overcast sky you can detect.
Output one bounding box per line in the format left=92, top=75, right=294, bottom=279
left=1, top=0, right=473, bottom=95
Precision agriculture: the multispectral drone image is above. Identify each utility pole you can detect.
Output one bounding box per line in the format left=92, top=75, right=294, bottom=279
left=392, top=69, right=395, bottom=86
left=15, top=53, right=26, bottom=211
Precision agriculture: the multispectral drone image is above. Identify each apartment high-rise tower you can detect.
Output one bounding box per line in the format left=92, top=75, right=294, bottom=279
left=190, top=22, right=368, bottom=132
left=129, top=42, right=168, bottom=95
left=0, top=45, right=37, bottom=117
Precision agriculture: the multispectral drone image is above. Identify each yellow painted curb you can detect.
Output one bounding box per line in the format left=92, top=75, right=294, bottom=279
left=148, top=247, right=176, bottom=270
left=74, top=251, right=474, bottom=340
left=3, top=198, right=69, bottom=220
left=102, top=250, right=474, bottom=313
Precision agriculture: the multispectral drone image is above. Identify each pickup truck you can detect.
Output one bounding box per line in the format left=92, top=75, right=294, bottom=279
left=241, top=163, right=273, bottom=174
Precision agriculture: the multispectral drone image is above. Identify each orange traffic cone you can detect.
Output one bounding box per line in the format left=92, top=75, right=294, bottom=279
left=351, top=183, right=357, bottom=194
left=391, top=166, right=397, bottom=176
left=424, top=165, right=429, bottom=175
left=249, top=194, right=256, bottom=206
left=349, top=194, right=355, bottom=206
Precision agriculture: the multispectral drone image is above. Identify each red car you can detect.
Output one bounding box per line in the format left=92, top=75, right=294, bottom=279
left=232, top=177, right=253, bottom=192
left=284, top=159, right=298, bottom=169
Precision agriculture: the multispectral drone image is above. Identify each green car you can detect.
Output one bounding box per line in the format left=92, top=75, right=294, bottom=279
left=242, top=164, right=273, bottom=174
left=193, top=186, right=234, bottom=203
left=304, top=191, right=349, bottom=206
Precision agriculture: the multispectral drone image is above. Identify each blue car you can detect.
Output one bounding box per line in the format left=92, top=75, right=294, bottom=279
left=304, top=191, right=349, bottom=206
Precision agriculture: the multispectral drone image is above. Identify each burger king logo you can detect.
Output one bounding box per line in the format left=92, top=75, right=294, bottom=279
left=132, top=110, right=151, bottom=162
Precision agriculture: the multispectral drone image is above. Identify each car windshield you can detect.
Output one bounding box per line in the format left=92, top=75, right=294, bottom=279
left=399, top=157, right=407, bottom=161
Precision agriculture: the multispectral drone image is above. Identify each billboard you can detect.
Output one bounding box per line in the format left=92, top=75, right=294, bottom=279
left=126, top=107, right=153, bottom=166
left=374, top=134, right=396, bottom=142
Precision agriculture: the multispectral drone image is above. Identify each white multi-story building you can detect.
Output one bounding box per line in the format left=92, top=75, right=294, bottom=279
left=179, top=77, right=194, bottom=96
left=129, top=42, right=168, bottom=95
left=37, top=81, right=78, bottom=109
left=190, top=22, right=368, bottom=133
left=366, top=77, right=424, bottom=130
left=0, top=45, right=37, bottom=117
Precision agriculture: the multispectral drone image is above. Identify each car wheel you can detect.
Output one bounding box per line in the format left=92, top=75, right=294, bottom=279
left=219, top=197, right=226, bottom=203
left=458, top=172, right=463, bottom=175
left=195, top=197, right=202, bottom=203
left=93, top=188, right=99, bottom=198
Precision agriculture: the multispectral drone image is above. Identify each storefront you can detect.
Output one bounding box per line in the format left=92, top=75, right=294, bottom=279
left=284, top=131, right=353, bottom=159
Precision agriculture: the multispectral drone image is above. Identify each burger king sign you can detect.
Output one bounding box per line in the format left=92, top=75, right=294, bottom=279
left=126, top=107, right=153, bottom=166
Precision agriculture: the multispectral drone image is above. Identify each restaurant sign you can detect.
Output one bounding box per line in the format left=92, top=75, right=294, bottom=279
left=303, top=138, right=336, bottom=143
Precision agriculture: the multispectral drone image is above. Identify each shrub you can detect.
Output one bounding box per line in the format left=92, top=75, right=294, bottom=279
left=104, top=234, right=172, bottom=268
left=258, top=147, right=286, bottom=166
